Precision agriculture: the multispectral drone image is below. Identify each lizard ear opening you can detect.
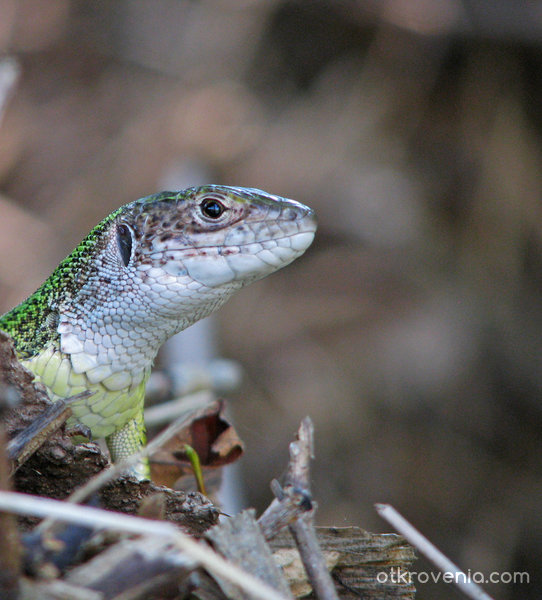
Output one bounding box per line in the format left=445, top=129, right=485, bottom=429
left=116, top=223, right=133, bottom=267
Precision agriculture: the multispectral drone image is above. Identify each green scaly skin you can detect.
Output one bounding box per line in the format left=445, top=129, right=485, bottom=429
left=0, top=186, right=317, bottom=478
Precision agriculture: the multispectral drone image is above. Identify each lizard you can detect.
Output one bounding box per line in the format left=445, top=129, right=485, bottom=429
left=0, top=185, right=317, bottom=478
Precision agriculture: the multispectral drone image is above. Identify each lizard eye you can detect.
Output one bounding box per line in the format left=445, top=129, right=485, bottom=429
left=117, top=223, right=133, bottom=267
left=200, top=198, right=225, bottom=219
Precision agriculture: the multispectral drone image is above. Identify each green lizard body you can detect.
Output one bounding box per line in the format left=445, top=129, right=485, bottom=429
left=0, top=186, right=316, bottom=477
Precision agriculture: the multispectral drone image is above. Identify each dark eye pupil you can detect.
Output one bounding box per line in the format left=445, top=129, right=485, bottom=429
left=201, top=199, right=224, bottom=219
left=117, top=223, right=132, bottom=267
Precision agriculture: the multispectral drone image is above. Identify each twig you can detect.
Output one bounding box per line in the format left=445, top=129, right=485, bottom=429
left=144, top=389, right=214, bottom=427
left=0, top=490, right=289, bottom=600
left=258, top=479, right=312, bottom=540
left=270, top=417, right=340, bottom=600
left=0, top=425, right=21, bottom=599
left=65, top=535, right=195, bottom=597
left=288, top=512, right=339, bottom=600
left=375, top=503, right=495, bottom=600
left=7, top=391, right=92, bottom=470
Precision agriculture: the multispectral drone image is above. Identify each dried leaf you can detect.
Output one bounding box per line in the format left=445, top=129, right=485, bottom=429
left=149, top=399, right=244, bottom=490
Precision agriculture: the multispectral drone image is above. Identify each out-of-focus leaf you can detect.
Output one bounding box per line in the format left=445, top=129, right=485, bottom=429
left=149, top=399, right=244, bottom=490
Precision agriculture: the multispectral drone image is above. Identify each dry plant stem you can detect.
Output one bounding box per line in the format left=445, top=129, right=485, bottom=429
left=376, top=504, right=495, bottom=600
left=0, top=426, right=21, bottom=600
left=20, top=579, right=103, bottom=600
left=6, top=393, right=86, bottom=469
left=0, top=490, right=289, bottom=600
left=144, top=389, right=214, bottom=428
left=65, top=535, right=196, bottom=598
left=288, top=510, right=339, bottom=600
left=258, top=481, right=310, bottom=540
left=286, top=417, right=313, bottom=488
left=279, top=417, right=340, bottom=600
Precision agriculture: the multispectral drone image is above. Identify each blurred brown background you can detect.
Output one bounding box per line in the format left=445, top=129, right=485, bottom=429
left=0, top=2, right=541, bottom=598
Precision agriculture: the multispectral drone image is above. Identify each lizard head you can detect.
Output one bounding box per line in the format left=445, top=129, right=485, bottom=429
left=102, top=185, right=317, bottom=326
left=62, top=186, right=316, bottom=336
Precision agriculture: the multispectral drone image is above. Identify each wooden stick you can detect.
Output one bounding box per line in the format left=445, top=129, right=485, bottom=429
left=272, top=417, right=340, bottom=600
left=0, top=490, right=289, bottom=600
left=376, top=503, right=495, bottom=600
left=7, top=391, right=91, bottom=470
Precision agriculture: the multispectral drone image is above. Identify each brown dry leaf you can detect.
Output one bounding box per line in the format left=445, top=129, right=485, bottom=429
left=149, top=399, right=244, bottom=490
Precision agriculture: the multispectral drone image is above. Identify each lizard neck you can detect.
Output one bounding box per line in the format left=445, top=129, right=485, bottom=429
left=22, top=342, right=150, bottom=439
left=55, top=271, right=237, bottom=387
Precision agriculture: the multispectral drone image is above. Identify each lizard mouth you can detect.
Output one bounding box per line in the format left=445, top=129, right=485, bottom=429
left=146, top=230, right=314, bottom=256
left=147, top=229, right=315, bottom=263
